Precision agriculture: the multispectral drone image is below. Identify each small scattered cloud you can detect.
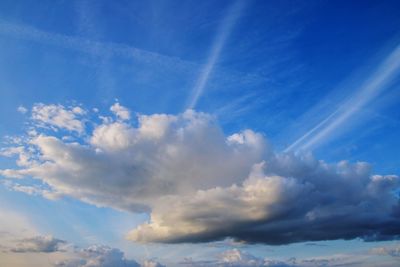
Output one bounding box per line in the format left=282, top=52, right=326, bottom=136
left=371, top=246, right=400, bottom=258
left=110, top=102, right=130, bottom=121
left=31, top=103, right=86, bottom=134
left=181, top=249, right=380, bottom=267
left=10, top=235, right=67, bottom=253
left=55, top=245, right=146, bottom=267
left=142, top=259, right=166, bottom=267
left=17, top=105, right=28, bottom=114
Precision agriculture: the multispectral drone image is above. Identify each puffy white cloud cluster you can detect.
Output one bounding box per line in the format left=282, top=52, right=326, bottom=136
left=54, top=245, right=166, bottom=267
left=17, top=105, right=28, bottom=114
left=142, top=259, right=166, bottom=267
left=31, top=103, right=86, bottom=133
left=1, top=103, right=400, bottom=245
left=1, top=106, right=265, bottom=212
left=218, top=249, right=267, bottom=266
left=110, top=102, right=131, bottom=121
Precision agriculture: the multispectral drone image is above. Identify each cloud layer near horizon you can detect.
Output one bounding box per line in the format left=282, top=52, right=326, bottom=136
left=1, top=103, right=400, bottom=245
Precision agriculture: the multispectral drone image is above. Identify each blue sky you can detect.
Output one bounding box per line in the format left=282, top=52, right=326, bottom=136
left=1, top=1, right=400, bottom=266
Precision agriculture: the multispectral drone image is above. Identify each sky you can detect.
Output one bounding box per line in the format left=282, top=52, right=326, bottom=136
left=0, top=0, right=400, bottom=266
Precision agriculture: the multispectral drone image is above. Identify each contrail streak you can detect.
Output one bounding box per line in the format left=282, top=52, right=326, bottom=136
left=285, top=43, right=400, bottom=152
left=186, top=0, right=245, bottom=110
left=0, top=20, right=198, bottom=72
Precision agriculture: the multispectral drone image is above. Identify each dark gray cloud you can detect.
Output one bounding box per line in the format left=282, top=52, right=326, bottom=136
left=11, top=235, right=66, bottom=253
left=129, top=158, right=400, bottom=245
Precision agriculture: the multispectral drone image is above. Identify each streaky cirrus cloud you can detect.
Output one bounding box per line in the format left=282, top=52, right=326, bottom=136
left=285, top=43, right=400, bottom=152
left=1, top=103, right=399, bottom=245
left=186, top=0, right=246, bottom=109
left=0, top=20, right=196, bottom=73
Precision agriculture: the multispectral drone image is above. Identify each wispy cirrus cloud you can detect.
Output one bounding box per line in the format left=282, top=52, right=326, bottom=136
left=186, top=0, right=246, bottom=109
left=285, top=43, right=400, bottom=152
left=0, top=20, right=197, bottom=73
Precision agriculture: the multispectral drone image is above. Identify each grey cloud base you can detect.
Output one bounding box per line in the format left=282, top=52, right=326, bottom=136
left=10, top=235, right=66, bottom=253
left=1, top=104, right=400, bottom=245
left=129, top=159, right=400, bottom=244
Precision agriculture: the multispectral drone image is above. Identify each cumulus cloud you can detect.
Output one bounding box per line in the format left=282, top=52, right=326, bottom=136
left=142, top=259, right=166, bottom=267
left=1, top=103, right=400, bottom=245
left=110, top=102, right=131, bottom=120
left=55, top=245, right=141, bottom=267
left=11, top=235, right=66, bottom=253
left=129, top=157, right=400, bottom=244
left=31, top=103, right=86, bottom=133
left=1, top=107, right=264, bottom=212
left=218, top=249, right=267, bottom=266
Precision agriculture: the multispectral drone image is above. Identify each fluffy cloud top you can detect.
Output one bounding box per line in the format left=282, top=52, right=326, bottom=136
left=55, top=245, right=140, bottom=267
left=110, top=102, right=131, bottom=121
left=1, top=103, right=400, bottom=245
left=54, top=244, right=165, bottom=267
left=142, top=260, right=166, bottom=267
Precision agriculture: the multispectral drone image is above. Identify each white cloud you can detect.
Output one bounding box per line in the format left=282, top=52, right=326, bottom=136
left=1, top=104, right=400, bottom=245
left=142, top=260, right=166, bottom=267
left=182, top=248, right=398, bottom=267
left=2, top=107, right=265, bottom=212
left=285, top=43, right=400, bottom=152
left=186, top=0, right=245, bottom=109
left=55, top=245, right=140, bottom=267
left=17, top=105, right=28, bottom=114
left=54, top=244, right=166, bottom=267
left=371, top=246, right=400, bottom=258
left=110, top=102, right=131, bottom=121
left=72, top=106, right=86, bottom=115
left=219, top=249, right=266, bottom=266
left=31, top=103, right=86, bottom=134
